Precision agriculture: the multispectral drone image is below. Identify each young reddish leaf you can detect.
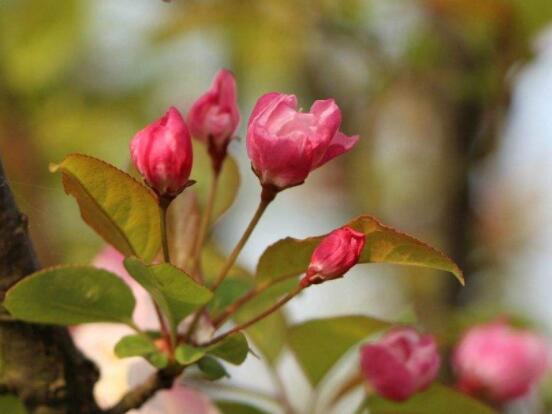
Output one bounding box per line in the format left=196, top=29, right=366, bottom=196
left=288, top=315, right=390, bottom=385
left=366, top=384, right=496, bottom=414
left=123, top=257, right=213, bottom=336
left=4, top=266, right=135, bottom=326
left=51, top=154, right=161, bottom=262
left=191, top=141, right=240, bottom=224
left=256, top=215, right=463, bottom=284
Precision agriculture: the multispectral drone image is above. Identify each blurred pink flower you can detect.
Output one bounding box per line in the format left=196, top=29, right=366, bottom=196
left=246, top=92, right=358, bottom=190
left=128, top=385, right=219, bottom=414
left=453, top=321, right=549, bottom=402
left=131, top=106, right=193, bottom=197
left=187, top=69, right=240, bottom=157
left=300, top=226, right=365, bottom=287
left=360, top=328, right=441, bottom=401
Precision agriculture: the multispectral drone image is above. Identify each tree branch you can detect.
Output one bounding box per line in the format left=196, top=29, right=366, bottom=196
left=105, top=367, right=183, bottom=414
left=0, top=156, right=101, bottom=413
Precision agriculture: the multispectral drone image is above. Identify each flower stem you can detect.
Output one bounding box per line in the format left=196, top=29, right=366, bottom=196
left=159, top=200, right=171, bottom=263
left=211, top=186, right=276, bottom=291
left=199, top=284, right=303, bottom=347
left=157, top=199, right=173, bottom=353
left=190, top=169, right=221, bottom=279
left=212, top=272, right=298, bottom=328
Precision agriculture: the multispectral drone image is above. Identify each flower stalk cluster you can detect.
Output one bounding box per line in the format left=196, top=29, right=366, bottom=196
left=129, top=69, right=362, bottom=355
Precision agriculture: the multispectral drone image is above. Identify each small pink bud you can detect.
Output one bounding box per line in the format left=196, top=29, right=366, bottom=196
left=300, top=226, right=365, bottom=287
left=246, top=92, right=359, bottom=190
left=453, top=321, right=549, bottom=402
left=187, top=69, right=240, bottom=169
left=130, top=107, right=193, bottom=198
left=360, top=328, right=441, bottom=401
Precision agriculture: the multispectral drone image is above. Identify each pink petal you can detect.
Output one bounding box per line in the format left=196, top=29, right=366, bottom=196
left=314, top=131, right=359, bottom=168
left=248, top=92, right=297, bottom=127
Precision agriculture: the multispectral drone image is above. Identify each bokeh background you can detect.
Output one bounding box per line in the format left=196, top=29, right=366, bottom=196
left=2, top=0, right=552, bottom=412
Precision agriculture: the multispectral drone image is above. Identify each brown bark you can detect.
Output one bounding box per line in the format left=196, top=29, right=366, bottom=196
left=0, top=156, right=102, bottom=413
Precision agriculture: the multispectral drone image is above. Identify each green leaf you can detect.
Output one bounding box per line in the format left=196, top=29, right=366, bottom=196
left=197, top=356, right=229, bottom=381
left=124, top=257, right=213, bottom=335
left=51, top=154, right=161, bottom=262
left=4, top=266, right=135, bottom=326
left=191, top=141, right=240, bottom=223
left=208, top=332, right=249, bottom=365
left=366, top=384, right=496, bottom=414
left=0, top=395, right=28, bottom=414
left=147, top=352, right=169, bottom=369
left=288, top=315, right=390, bottom=385
left=175, top=344, right=206, bottom=365
left=114, top=334, right=157, bottom=357
left=257, top=215, right=463, bottom=284
left=216, top=401, right=269, bottom=414
left=114, top=334, right=168, bottom=369
left=208, top=278, right=252, bottom=316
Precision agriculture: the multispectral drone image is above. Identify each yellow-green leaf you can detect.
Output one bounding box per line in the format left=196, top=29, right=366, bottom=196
left=51, top=154, right=161, bottom=262
left=4, top=266, right=135, bottom=326
left=288, top=315, right=390, bottom=385
left=257, top=215, right=463, bottom=284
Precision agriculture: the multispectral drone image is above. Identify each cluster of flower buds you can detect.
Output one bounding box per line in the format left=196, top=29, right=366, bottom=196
left=359, top=321, right=549, bottom=404
left=126, top=69, right=552, bottom=410
left=130, top=70, right=358, bottom=200
left=130, top=69, right=365, bottom=288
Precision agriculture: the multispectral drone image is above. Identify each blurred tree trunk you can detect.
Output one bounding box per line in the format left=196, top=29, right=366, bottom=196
left=0, top=157, right=101, bottom=413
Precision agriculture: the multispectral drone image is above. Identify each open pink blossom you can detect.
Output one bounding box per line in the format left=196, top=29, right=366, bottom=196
left=131, top=106, right=193, bottom=197
left=187, top=69, right=240, bottom=156
left=360, top=328, right=441, bottom=401
left=300, top=226, right=365, bottom=287
left=453, top=321, right=549, bottom=402
left=246, top=93, right=359, bottom=190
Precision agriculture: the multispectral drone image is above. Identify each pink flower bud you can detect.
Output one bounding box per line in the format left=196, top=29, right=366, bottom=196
left=130, top=107, right=193, bottom=198
left=187, top=69, right=240, bottom=167
left=300, top=226, right=365, bottom=287
left=453, top=321, right=549, bottom=402
left=246, top=92, right=359, bottom=190
left=360, top=328, right=441, bottom=401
